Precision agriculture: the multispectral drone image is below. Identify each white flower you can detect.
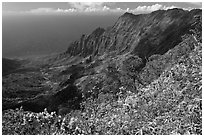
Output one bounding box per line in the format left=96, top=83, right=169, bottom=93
left=118, top=100, right=123, bottom=106
left=69, top=117, right=77, bottom=126
left=119, top=86, right=125, bottom=90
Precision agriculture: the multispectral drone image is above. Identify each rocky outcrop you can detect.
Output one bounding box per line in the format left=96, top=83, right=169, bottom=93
left=66, top=27, right=105, bottom=57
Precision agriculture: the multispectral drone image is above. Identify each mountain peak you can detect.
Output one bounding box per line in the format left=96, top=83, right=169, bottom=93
left=166, top=8, right=185, bottom=12
left=123, top=12, right=135, bottom=16
left=120, top=12, right=137, bottom=19
left=91, top=27, right=105, bottom=37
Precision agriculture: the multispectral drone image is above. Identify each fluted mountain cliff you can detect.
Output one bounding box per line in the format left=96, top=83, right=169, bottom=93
left=65, top=8, right=201, bottom=60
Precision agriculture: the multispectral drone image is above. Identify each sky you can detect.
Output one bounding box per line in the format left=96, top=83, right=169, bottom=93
left=2, top=2, right=202, bottom=58
left=2, top=2, right=202, bottom=16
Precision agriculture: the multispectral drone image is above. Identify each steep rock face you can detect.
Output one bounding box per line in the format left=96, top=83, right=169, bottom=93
left=65, top=8, right=201, bottom=60
left=66, top=27, right=105, bottom=57
left=132, top=9, right=201, bottom=58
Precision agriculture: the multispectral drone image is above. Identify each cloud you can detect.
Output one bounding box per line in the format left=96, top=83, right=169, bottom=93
left=20, top=7, right=77, bottom=15
left=3, top=3, right=194, bottom=15
left=134, top=4, right=163, bottom=11
left=69, top=2, right=105, bottom=11
left=19, top=2, right=107, bottom=14
left=29, top=8, right=57, bottom=13
left=27, top=4, right=179, bottom=14
left=131, top=4, right=178, bottom=13
left=57, top=8, right=76, bottom=13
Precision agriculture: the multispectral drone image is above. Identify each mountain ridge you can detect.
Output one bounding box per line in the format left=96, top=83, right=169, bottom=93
left=65, top=8, right=201, bottom=60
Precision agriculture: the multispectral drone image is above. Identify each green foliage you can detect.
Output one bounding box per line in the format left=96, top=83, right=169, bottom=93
left=140, top=34, right=198, bottom=84
left=148, top=54, right=161, bottom=62
left=121, top=55, right=143, bottom=80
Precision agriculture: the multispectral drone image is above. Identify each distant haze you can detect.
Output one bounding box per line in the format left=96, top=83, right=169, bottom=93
left=2, top=15, right=119, bottom=58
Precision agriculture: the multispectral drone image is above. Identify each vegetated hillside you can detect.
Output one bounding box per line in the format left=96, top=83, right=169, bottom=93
left=2, top=8, right=202, bottom=135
